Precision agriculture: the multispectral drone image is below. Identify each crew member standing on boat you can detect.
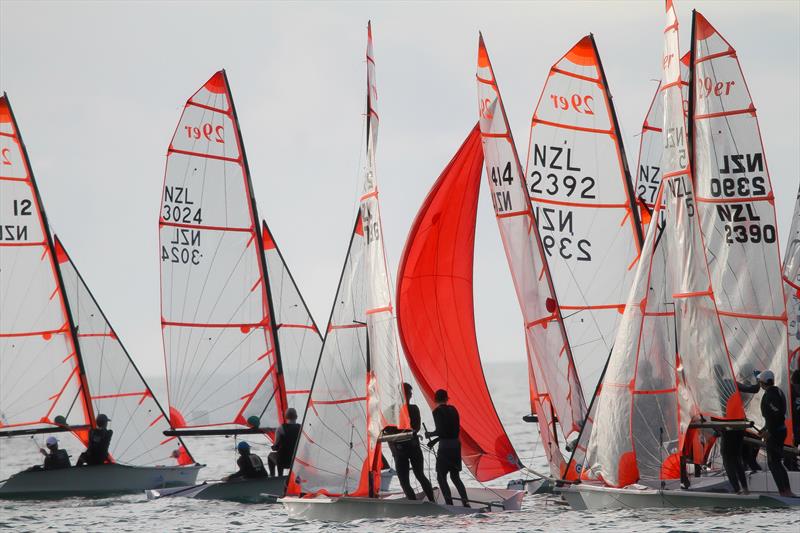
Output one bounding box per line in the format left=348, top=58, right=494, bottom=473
left=714, top=365, right=760, bottom=494
left=76, top=413, right=113, bottom=466
left=268, top=408, right=301, bottom=477
left=426, top=389, right=470, bottom=507
left=227, top=441, right=268, bottom=480
left=389, top=383, right=434, bottom=502
left=38, top=436, right=70, bottom=470
left=758, top=370, right=796, bottom=497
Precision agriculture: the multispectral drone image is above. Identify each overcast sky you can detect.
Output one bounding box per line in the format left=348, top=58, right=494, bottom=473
left=1, top=1, right=798, bottom=378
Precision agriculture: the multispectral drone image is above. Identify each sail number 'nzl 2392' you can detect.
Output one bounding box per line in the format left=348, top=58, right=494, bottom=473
left=161, top=186, right=202, bottom=265
left=529, top=144, right=594, bottom=262
left=1, top=198, right=32, bottom=241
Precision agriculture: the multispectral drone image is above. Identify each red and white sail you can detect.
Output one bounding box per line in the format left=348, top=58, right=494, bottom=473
left=583, top=1, right=745, bottom=487
left=691, top=11, right=790, bottom=434
left=783, top=188, right=800, bottom=372
left=526, top=35, right=643, bottom=414
left=261, top=221, right=322, bottom=414
left=397, top=125, right=521, bottom=481
left=635, top=54, right=690, bottom=236
left=288, top=22, right=408, bottom=497
left=56, top=237, right=193, bottom=465
left=159, top=71, right=286, bottom=434
left=0, top=95, right=92, bottom=435
left=477, top=35, right=586, bottom=477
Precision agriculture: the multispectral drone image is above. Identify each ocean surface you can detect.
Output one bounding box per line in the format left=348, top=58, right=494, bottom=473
left=1, top=362, right=797, bottom=532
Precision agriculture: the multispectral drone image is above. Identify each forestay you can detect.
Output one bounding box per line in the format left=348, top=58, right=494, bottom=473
left=783, top=188, right=800, bottom=372
left=261, top=221, right=322, bottom=414
left=56, top=238, right=193, bottom=465
left=396, top=125, right=521, bottom=481
left=288, top=22, right=407, bottom=497
left=691, top=11, right=790, bottom=434
left=583, top=0, right=745, bottom=487
left=159, top=71, right=286, bottom=434
left=477, top=35, right=586, bottom=477
left=0, top=95, right=92, bottom=435
left=526, top=35, right=643, bottom=413
left=635, top=54, right=690, bottom=236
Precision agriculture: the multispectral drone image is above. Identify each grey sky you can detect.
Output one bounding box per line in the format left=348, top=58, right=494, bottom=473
left=1, top=1, right=798, bottom=377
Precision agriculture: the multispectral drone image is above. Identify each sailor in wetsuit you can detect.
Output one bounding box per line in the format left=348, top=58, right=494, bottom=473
left=76, top=414, right=113, bottom=466
left=268, top=408, right=300, bottom=477
left=425, top=389, right=469, bottom=507
left=758, top=370, right=796, bottom=497
left=388, top=383, right=434, bottom=501
left=227, top=441, right=268, bottom=481
left=34, top=436, right=70, bottom=470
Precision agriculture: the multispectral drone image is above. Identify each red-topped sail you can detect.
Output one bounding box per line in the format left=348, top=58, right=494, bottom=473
left=397, top=124, right=521, bottom=481
left=0, top=95, right=93, bottom=435
left=477, top=35, right=586, bottom=478
left=159, top=72, right=286, bottom=434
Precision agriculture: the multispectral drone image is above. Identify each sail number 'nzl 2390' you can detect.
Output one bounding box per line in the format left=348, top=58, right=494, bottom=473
left=529, top=144, right=594, bottom=262
left=162, top=186, right=202, bottom=265
left=1, top=198, right=32, bottom=241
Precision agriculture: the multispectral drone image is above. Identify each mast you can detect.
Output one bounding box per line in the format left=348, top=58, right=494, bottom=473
left=590, top=34, right=644, bottom=247
left=688, top=11, right=697, bottom=173
left=4, top=95, right=96, bottom=431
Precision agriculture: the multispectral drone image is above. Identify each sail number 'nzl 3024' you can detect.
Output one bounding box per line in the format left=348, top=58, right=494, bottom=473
left=162, top=186, right=202, bottom=225
left=162, top=228, right=202, bottom=265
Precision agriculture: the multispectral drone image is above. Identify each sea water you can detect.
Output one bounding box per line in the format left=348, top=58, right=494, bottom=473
left=1, top=362, right=796, bottom=532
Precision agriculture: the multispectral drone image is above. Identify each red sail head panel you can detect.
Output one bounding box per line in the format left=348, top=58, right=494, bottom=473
left=397, top=125, right=520, bottom=481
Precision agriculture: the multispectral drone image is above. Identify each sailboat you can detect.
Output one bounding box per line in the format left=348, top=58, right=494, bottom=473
left=280, top=23, right=503, bottom=521
left=148, top=71, right=324, bottom=502
left=0, top=94, right=201, bottom=498
left=525, top=34, right=645, bottom=483
left=562, top=2, right=798, bottom=510
left=476, top=34, right=586, bottom=482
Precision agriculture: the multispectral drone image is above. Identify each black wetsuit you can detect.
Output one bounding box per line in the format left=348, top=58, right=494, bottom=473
left=230, top=451, right=268, bottom=480
left=761, top=385, right=791, bottom=492
left=430, top=404, right=469, bottom=507
left=44, top=448, right=70, bottom=470
left=721, top=381, right=759, bottom=492
left=76, top=428, right=113, bottom=466
left=268, top=422, right=300, bottom=477
left=389, top=403, right=434, bottom=501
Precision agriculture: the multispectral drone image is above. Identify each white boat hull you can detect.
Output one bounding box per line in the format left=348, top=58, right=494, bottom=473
left=280, top=486, right=523, bottom=521
left=561, top=483, right=800, bottom=510
left=0, top=463, right=202, bottom=499
left=146, top=475, right=287, bottom=503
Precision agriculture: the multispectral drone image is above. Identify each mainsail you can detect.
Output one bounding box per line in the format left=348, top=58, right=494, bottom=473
left=56, top=237, right=193, bottom=465
left=396, top=124, right=521, bottom=481
left=288, top=21, right=408, bottom=497
left=635, top=53, right=690, bottom=237
left=583, top=0, right=745, bottom=487
left=0, top=94, right=92, bottom=436
left=690, top=11, right=791, bottom=435
left=477, top=35, right=586, bottom=477
left=526, top=34, right=643, bottom=411
left=159, top=71, right=286, bottom=434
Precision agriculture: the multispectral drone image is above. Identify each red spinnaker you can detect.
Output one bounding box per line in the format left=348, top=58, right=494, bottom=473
left=397, top=124, right=521, bottom=482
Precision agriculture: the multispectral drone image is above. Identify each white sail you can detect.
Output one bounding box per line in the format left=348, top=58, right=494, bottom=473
left=784, top=189, right=800, bottom=374
left=583, top=1, right=745, bottom=487
left=288, top=22, right=407, bottom=497
left=0, top=95, right=91, bottom=435
left=261, top=221, right=322, bottom=415
left=57, top=238, right=192, bottom=465
left=691, top=11, right=790, bottom=429
left=526, top=35, right=643, bottom=411
left=159, top=72, right=285, bottom=433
